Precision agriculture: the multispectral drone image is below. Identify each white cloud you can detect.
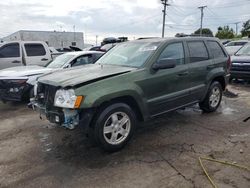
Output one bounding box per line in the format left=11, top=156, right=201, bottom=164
left=0, top=0, right=250, bottom=43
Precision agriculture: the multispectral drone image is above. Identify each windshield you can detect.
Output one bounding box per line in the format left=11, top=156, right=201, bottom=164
left=98, top=41, right=160, bottom=67
left=235, top=44, right=250, bottom=56
left=46, top=54, right=75, bottom=68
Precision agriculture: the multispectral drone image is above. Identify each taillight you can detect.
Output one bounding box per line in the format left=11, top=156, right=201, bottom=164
left=227, top=56, right=231, bottom=72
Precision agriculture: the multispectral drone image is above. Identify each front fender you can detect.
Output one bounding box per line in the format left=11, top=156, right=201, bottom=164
left=76, top=83, right=149, bottom=120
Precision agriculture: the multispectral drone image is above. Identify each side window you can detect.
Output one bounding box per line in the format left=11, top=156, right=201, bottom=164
left=93, top=53, right=104, bottom=62
left=207, top=41, right=226, bottom=58
left=72, top=55, right=93, bottom=67
left=187, top=41, right=209, bottom=63
left=158, top=42, right=185, bottom=65
left=24, top=43, right=46, bottom=56
left=0, top=43, right=20, bottom=58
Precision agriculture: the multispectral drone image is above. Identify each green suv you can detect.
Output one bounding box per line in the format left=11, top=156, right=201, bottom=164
left=33, top=37, right=230, bottom=151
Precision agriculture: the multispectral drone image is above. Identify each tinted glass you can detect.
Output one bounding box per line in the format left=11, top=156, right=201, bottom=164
left=0, top=43, right=20, bottom=58
left=158, top=42, right=185, bottom=65
left=72, top=55, right=93, bottom=67
left=93, top=53, right=104, bottom=62
left=208, top=41, right=226, bottom=58
left=24, top=43, right=46, bottom=56
left=187, top=41, right=209, bottom=63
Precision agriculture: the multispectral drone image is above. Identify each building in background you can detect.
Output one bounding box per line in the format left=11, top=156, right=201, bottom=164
left=2, top=30, right=85, bottom=49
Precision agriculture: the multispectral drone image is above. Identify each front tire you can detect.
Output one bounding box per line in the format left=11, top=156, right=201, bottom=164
left=91, top=103, right=136, bottom=152
left=199, top=81, right=223, bottom=113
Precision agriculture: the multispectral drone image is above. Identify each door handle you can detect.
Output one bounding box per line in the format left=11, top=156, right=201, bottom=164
left=177, top=71, right=189, bottom=76
left=12, top=60, right=21, bottom=63
left=41, top=58, right=48, bottom=61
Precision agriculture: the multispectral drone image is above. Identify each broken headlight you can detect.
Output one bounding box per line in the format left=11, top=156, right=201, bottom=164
left=54, top=89, right=83, bottom=109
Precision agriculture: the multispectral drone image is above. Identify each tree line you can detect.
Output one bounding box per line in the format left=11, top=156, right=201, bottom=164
left=192, top=19, right=250, bottom=39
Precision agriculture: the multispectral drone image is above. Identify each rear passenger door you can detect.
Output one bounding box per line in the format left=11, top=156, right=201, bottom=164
left=186, top=40, right=213, bottom=101
left=23, top=43, right=51, bottom=66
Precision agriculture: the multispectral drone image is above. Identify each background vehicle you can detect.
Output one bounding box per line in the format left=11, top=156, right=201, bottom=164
left=230, top=44, right=250, bottom=80
left=0, top=41, right=52, bottom=69
left=225, top=40, right=250, bottom=55
left=33, top=37, right=230, bottom=151
left=0, top=51, right=104, bottom=102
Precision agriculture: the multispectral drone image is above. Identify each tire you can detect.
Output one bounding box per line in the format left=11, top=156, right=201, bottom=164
left=91, top=103, right=137, bottom=152
left=199, top=81, right=223, bottom=113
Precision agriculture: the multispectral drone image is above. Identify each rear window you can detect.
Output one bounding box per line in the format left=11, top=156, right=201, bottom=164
left=0, top=43, right=20, bottom=58
left=207, top=41, right=226, bottom=58
left=24, top=43, right=46, bottom=56
left=187, top=41, right=209, bottom=63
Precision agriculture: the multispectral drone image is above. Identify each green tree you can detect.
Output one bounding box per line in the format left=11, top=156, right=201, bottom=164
left=241, top=20, right=250, bottom=37
left=194, top=28, right=213, bottom=36
left=215, top=26, right=234, bottom=39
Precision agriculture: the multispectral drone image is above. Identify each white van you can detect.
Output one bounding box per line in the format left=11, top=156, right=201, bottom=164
left=0, top=41, right=52, bottom=69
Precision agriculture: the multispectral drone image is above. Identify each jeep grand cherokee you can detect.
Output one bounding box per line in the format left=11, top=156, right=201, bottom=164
left=32, top=37, right=230, bottom=151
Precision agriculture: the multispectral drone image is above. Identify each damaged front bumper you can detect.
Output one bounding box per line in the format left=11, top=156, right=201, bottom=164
left=30, top=100, right=94, bottom=130
left=0, top=79, right=31, bottom=102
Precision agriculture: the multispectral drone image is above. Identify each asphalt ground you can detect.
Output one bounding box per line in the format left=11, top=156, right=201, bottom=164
left=0, top=83, right=249, bottom=188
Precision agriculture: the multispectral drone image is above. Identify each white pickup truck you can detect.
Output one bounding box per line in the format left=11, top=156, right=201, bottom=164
left=0, top=41, right=52, bottom=70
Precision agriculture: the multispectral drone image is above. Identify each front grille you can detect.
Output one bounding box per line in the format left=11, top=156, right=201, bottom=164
left=231, top=62, right=250, bottom=72
left=37, top=82, right=58, bottom=110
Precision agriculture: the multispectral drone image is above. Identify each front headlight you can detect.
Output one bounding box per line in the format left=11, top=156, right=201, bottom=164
left=54, top=89, right=83, bottom=108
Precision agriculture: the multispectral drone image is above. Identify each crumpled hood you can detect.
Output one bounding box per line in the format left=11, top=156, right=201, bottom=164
left=231, top=55, right=250, bottom=63
left=0, top=65, right=53, bottom=78
left=38, top=64, right=136, bottom=87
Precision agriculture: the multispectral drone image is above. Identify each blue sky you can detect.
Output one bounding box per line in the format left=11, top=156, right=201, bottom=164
left=0, top=0, right=249, bottom=44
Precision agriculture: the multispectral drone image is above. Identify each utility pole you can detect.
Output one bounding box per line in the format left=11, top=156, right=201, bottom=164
left=198, top=6, right=207, bottom=36
left=95, top=35, right=98, bottom=46
left=73, top=25, right=76, bottom=42
left=161, top=0, right=169, bottom=38
left=234, top=22, right=240, bottom=36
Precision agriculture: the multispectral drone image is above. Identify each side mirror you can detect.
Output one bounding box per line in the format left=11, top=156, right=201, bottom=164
left=152, top=58, right=176, bottom=71
left=64, top=64, right=71, bottom=69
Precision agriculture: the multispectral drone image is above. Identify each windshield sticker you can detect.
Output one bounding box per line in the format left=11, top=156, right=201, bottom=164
left=139, top=46, right=157, bottom=52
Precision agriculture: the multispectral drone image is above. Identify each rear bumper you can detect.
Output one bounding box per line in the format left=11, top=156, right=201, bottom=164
left=230, top=71, right=250, bottom=79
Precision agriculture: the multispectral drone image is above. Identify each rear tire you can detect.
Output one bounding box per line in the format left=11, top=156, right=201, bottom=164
left=199, top=81, right=222, bottom=113
left=91, top=103, right=136, bottom=152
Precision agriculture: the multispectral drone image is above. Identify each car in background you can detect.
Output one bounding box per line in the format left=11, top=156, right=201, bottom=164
left=230, top=44, right=250, bottom=80
left=221, top=39, right=231, bottom=46
left=0, top=51, right=104, bottom=102
left=100, top=43, right=117, bottom=52
left=0, top=41, right=52, bottom=70
left=225, top=40, right=249, bottom=55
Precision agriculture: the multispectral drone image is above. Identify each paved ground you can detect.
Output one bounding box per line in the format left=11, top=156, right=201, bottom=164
left=0, top=83, right=249, bottom=188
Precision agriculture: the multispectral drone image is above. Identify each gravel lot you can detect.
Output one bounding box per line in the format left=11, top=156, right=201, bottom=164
left=0, top=83, right=249, bottom=188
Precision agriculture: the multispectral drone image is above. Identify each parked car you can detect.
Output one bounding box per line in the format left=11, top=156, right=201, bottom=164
left=100, top=43, right=117, bottom=52
left=221, top=39, right=231, bottom=46
left=0, top=51, right=104, bottom=102
left=32, top=37, right=230, bottom=151
left=0, top=41, right=52, bottom=70
left=225, top=40, right=249, bottom=55
left=230, top=44, right=250, bottom=80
